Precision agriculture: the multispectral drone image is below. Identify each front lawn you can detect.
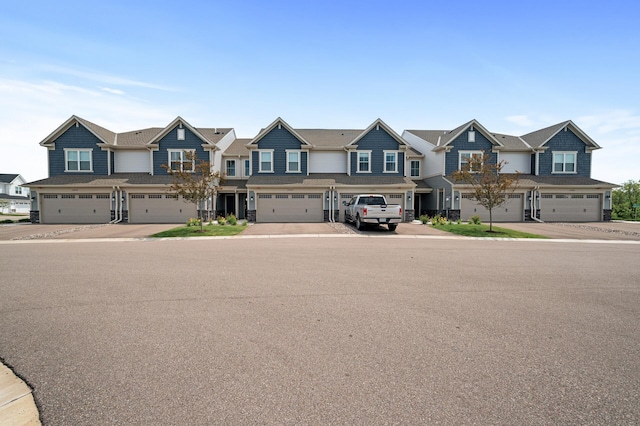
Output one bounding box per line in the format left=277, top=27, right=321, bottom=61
left=151, top=224, right=247, bottom=238
left=433, top=223, right=548, bottom=239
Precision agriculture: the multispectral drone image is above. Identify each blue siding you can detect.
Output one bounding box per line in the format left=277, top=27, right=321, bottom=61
left=444, top=127, right=497, bottom=176
left=350, top=127, right=405, bottom=175
left=48, top=124, right=109, bottom=176
left=152, top=127, right=209, bottom=175
left=251, top=127, right=307, bottom=175
left=537, top=129, right=591, bottom=177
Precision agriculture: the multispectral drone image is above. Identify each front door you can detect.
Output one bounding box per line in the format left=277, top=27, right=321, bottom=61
left=225, top=194, right=235, bottom=216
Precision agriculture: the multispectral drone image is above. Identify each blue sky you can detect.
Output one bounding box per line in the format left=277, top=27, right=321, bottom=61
left=1, top=0, right=638, bottom=184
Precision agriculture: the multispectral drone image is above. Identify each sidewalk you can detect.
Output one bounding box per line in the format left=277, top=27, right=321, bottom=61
left=0, top=362, right=40, bottom=425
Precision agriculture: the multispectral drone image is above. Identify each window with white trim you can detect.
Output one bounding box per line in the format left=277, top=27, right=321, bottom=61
left=65, top=149, right=92, bottom=172
left=259, top=150, right=273, bottom=172
left=226, top=159, right=236, bottom=176
left=177, top=128, right=185, bottom=140
left=286, top=151, right=301, bottom=173
left=357, top=151, right=371, bottom=173
left=384, top=151, right=398, bottom=173
left=168, top=149, right=195, bottom=172
left=553, top=152, right=576, bottom=173
left=410, top=160, right=420, bottom=177
left=468, top=131, right=476, bottom=142
left=459, top=151, right=483, bottom=172
left=244, top=159, right=250, bottom=177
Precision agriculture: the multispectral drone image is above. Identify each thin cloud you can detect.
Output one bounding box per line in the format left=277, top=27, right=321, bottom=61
left=101, top=87, right=126, bottom=96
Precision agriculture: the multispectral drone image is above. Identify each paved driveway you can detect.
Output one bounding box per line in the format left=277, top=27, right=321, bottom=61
left=498, top=221, right=640, bottom=240
left=1, top=237, right=638, bottom=424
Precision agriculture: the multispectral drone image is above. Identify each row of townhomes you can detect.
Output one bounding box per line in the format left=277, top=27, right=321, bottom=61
left=0, top=174, right=31, bottom=214
left=25, top=115, right=616, bottom=224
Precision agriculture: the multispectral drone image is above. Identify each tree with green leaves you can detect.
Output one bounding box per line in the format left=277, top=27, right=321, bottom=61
left=452, top=152, right=520, bottom=232
left=162, top=151, right=224, bottom=232
left=612, top=180, right=640, bottom=220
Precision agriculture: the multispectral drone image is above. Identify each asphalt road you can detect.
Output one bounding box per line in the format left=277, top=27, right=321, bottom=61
left=1, top=237, right=639, bottom=425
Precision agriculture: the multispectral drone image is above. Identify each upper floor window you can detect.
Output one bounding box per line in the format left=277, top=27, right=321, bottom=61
left=168, top=149, right=194, bottom=172
left=15, top=186, right=22, bottom=195
left=384, top=151, right=398, bottom=173
left=287, top=151, right=301, bottom=173
left=410, top=160, right=420, bottom=177
left=459, top=151, right=483, bottom=172
left=65, top=149, right=92, bottom=172
left=259, top=150, right=273, bottom=172
left=177, top=128, right=185, bottom=140
left=468, top=131, right=476, bottom=142
left=226, top=159, right=236, bottom=176
left=553, top=152, right=576, bottom=173
left=357, top=151, right=371, bottom=173
left=244, top=159, right=250, bottom=177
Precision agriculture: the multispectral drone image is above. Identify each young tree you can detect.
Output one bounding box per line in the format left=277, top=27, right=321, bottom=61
left=452, top=152, right=520, bottom=232
left=162, top=151, right=224, bottom=232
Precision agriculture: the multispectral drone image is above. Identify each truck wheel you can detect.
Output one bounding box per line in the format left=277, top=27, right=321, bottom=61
left=388, top=223, right=397, bottom=232
left=355, top=215, right=364, bottom=230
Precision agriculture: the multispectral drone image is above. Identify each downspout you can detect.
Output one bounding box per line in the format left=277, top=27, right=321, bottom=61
left=109, top=186, right=122, bottom=224
left=531, top=187, right=544, bottom=223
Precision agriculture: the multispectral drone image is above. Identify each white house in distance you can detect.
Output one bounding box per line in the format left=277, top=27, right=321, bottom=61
left=0, top=174, right=31, bottom=214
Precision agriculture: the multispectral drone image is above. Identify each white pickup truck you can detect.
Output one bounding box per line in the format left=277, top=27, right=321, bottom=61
left=343, top=194, right=403, bottom=231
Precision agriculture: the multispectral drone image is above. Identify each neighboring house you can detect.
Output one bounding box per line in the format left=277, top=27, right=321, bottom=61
left=0, top=174, right=31, bottom=214
left=25, top=115, right=614, bottom=224
left=402, top=119, right=616, bottom=222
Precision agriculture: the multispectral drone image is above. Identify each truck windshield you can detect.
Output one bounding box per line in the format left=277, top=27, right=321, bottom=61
left=358, top=196, right=386, bottom=205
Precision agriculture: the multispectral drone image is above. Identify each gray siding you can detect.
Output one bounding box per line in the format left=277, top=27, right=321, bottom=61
left=152, top=127, right=209, bottom=175
left=350, top=127, right=405, bottom=175
left=251, top=127, right=307, bottom=175
left=538, top=129, right=592, bottom=177
left=48, top=124, right=109, bottom=176
left=444, top=128, right=497, bottom=176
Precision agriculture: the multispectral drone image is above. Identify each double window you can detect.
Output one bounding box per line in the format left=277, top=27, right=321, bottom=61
left=168, top=149, right=195, bottom=172
left=65, top=149, right=92, bottom=172
left=384, top=151, right=398, bottom=173
left=259, top=150, right=273, bottom=172
left=286, top=150, right=301, bottom=173
left=357, top=151, right=371, bottom=173
left=459, top=151, right=483, bottom=172
left=226, top=159, right=236, bottom=177
left=553, top=152, right=576, bottom=173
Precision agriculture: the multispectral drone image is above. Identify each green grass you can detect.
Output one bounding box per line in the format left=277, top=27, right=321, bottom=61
left=151, top=224, right=247, bottom=238
left=433, top=223, right=548, bottom=238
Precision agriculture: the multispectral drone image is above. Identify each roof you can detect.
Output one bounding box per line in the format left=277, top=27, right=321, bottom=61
left=520, top=122, right=568, bottom=148
left=448, top=173, right=617, bottom=189
left=403, top=130, right=449, bottom=146
left=223, top=138, right=252, bottom=156
left=247, top=173, right=416, bottom=187
left=490, top=133, right=531, bottom=150
left=0, top=193, right=29, bottom=200
left=25, top=173, right=176, bottom=187
left=295, top=129, right=363, bottom=148
left=0, top=174, right=20, bottom=184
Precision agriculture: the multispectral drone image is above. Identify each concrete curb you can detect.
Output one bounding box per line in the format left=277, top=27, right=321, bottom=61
left=0, top=362, right=41, bottom=425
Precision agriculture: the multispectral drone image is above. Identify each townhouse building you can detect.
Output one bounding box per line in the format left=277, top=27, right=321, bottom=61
left=25, top=115, right=615, bottom=224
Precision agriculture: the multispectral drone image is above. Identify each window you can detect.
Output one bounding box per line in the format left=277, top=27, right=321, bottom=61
left=357, top=151, right=371, bottom=172
left=459, top=151, right=483, bottom=172
left=410, top=160, right=420, bottom=177
left=468, top=131, right=476, bottom=142
left=259, top=150, right=273, bottom=172
left=384, top=151, right=398, bottom=173
left=244, top=159, right=250, bottom=177
left=65, top=149, right=92, bottom=172
left=177, top=128, right=185, bottom=140
left=15, top=186, right=22, bottom=195
left=168, top=149, right=195, bottom=172
left=226, top=160, right=236, bottom=176
left=287, top=151, right=300, bottom=173
left=553, top=152, right=576, bottom=173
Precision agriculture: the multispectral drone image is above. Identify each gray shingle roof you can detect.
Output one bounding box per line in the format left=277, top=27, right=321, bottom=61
left=247, top=173, right=415, bottom=187
left=404, top=130, right=449, bottom=146
left=448, top=173, right=616, bottom=188
left=520, top=122, right=568, bottom=148
left=25, top=173, right=176, bottom=187
left=0, top=174, right=20, bottom=183
left=223, top=138, right=252, bottom=156
left=295, top=129, right=364, bottom=148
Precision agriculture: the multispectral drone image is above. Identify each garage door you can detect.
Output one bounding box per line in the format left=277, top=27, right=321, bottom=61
left=128, top=194, right=196, bottom=223
left=460, top=193, right=524, bottom=222
left=540, top=194, right=601, bottom=222
left=257, top=193, right=324, bottom=222
left=41, top=193, right=111, bottom=224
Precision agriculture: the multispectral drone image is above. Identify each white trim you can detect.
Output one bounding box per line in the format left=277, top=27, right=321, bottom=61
left=244, top=159, right=251, bottom=177
left=468, top=131, right=476, bottom=142
left=383, top=150, right=398, bottom=173
left=552, top=151, right=577, bottom=174
left=410, top=159, right=420, bottom=178
left=258, top=149, right=274, bottom=173
left=286, top=150, right=301, bottom=173
left=225, top=159, right=236, bottom=177
left=356, top=151, right=372, bottom=173
left=177, top=128, right=185, bottom=140
left=64, top=148, right=93, bottom=172
left=167, top=149, right=195, bottom=172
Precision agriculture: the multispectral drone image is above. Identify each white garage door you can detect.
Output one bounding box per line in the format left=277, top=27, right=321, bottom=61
left=257, top=193, right=324, bottom=222
left=41, top=193, right=111, bottom=224
left=128, top=194, right=196, bottom=223
left=540, top=194, right=601, bottom=222
left=460, top=193, right=524, bottom=222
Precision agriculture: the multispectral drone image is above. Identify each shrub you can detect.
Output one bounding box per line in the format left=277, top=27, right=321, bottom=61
left=456, top=219, right=462, bottom=225
left=469, top=215, right=482, bottom=225
left=226, top=214, right=237, bottom=225
left=19, top=218, right=31, bottom=222
left=0, top=219, right=13, bottom=224
left=217, top=216, right=226, bottom=225
left=419, top=214, right=429, bottom=224
left=186, top=217, right=201, bottom=227
left=431, top=215, right=448, bottom=226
